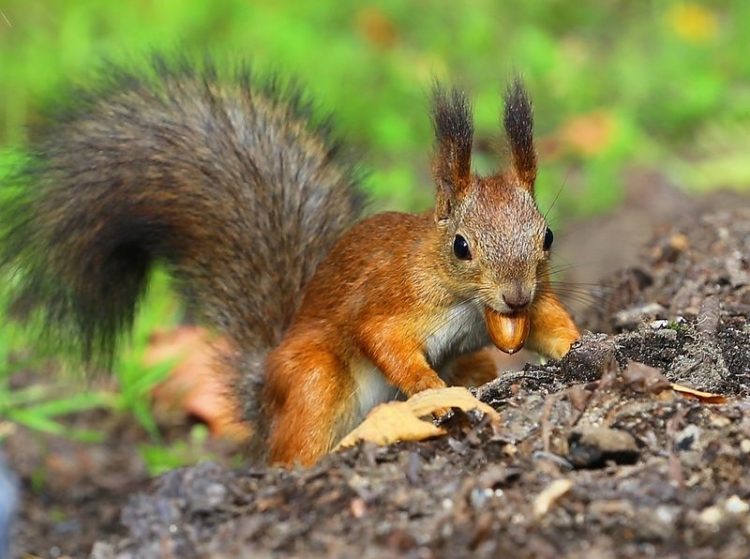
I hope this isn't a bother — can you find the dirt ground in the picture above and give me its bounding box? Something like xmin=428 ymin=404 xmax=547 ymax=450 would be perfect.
xmin=8 ymin=174 xmax=750 ymax=558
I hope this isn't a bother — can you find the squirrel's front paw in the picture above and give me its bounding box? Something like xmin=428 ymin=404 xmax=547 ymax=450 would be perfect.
xmin=545 ymin=330 xmax=580 ymax=360
xmin=406 ymin=376 xmax=449 ymax=420
xmin=409 ymin=376 xmax=447 ymax=396
xmin=526 ymin=327 xmax=579 ymax=360
xmin=431 ymin=406 xmax=453 ymax=423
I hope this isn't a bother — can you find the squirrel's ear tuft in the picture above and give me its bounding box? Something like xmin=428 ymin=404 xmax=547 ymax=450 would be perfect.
xmin=431 ymin=84 xmax=474 ymax=219
xmin=503 ymin=78 xmax=536 ymax=191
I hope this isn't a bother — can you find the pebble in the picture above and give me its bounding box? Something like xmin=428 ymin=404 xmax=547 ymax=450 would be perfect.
xmin=567 ymin=426 xmax=639 ymax=468
xmin=725 ymin=495 xmax=750 ymax=514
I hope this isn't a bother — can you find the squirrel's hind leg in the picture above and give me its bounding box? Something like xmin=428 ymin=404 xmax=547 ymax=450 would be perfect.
xmin=440 ymin=349 xmax=499 ymax=388
xmin=264 ymin=341 xmax=356 ymax=467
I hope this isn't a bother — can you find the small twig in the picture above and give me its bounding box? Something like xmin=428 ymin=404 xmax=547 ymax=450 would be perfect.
xmin=566 ymin=386 xmax=595 ymax=429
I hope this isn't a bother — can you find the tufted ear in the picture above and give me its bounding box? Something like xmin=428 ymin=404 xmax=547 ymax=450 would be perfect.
xmin=431 ymin=84 xmax=474 ymax=221
xmin=503 ymin=78 xmax=536 ymax=192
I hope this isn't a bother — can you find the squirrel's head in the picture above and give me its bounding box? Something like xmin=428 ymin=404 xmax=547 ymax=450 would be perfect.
xmin=431 ymin=80 xmax=551 ymax=315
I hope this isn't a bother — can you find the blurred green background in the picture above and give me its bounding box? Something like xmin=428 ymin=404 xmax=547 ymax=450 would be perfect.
xmin=2 ymin=1 xmax=749 ymax=217
xmin=0 ymin=1 xmax=749 ymax=468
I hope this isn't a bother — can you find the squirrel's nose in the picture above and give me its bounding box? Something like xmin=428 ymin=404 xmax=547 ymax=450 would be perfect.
xmin=502 ymin=292 xmax=531 ymax=311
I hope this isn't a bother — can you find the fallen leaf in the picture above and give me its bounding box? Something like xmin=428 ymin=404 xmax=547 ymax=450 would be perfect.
xmin=622 ymin=361 xmax=671 ymax=394
xmin=406 ymin=386 xmax=501 ymax=422
xmin=448 ymin=348 xmax=500 ymax=387
xmin=335 ymin=402 xmax=446 ymax=449
xmin=148 ymin=326 xmax=250 ymax=441
xmin=669 ymin=233 xmax=690 ymax=252
xmin=670 ymin=383 xmax=727 ymax=404
xmin=560 ymin=111 xmax=617 ymax=157
xmin=335 ymin=386 xmax=499 ymax=450
xmin=355 ymin=7 xmax=397 ymax=49
xmin=533 ymin=478 xmax=573 ymax=519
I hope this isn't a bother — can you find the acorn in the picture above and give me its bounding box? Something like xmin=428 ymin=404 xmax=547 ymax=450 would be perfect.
xmin=484 ymin=308 xmax=530 ymax=354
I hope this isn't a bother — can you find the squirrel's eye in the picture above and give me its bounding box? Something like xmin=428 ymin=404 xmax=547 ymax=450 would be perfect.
xmin=543 ymin=227 xmax=554 ymax=251
xmin=453 ymin=234 xmax=472 ymax=260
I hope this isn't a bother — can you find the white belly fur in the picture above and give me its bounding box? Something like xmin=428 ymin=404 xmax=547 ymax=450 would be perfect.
xmin=350 ymin=358 xmax=400 ymax=426
xmin=424 ymin=301 xmax=490 ymax=368
xmin=350 ymin=301 xmax=490 ymax=427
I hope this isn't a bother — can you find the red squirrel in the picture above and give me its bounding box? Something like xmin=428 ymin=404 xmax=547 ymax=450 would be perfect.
xmin=0 ymin=58 xmax=579 ymax=466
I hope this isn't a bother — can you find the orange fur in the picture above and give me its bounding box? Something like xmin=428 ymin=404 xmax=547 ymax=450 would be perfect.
xmin=445 ymin=349 xmax=500 ymax=387
xmin=526 ymin=290 xmax=580 ymax=360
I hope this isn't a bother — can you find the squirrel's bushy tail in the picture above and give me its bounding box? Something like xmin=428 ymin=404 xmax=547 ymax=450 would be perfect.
xmin=0 ymin=57 xmax=363 ymax=429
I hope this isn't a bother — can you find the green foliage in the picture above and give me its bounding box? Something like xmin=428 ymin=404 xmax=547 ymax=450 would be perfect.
xmin=672 ymin=121 xmax=750 ymax=192
xmin=139 ymin=424 xmax=215 ymax=476
xmin=108 ymin=271 xmax=180 ymax=439
xmin=0 ymin=267 xmax=179 ymax=445
xmin=0 ymin=303 xmax=106 ymax=443
xmin=1 ymin=2 xmax=748 ymax=214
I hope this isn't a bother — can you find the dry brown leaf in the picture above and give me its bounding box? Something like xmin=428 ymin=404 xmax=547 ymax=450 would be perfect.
xmin=533 ymin=478 xmax=573 ymax=519
xmin=335 ymin=401 xmax=446 ymax=449
xmin=148 ymin=325 xmax=250 ymax=441
xmin=622 ymin=361 xmax=671 ymax=394
xmin=670 ymin=383 xmax=727 ymax=404
xmin=355 ymin=6 xmax=397 ymax=49
xmin=560 ymin=111 xmax=617 ymax=157
xmin=446 ymin=348 xmax=500 ymax=388
xmin=405 ymin=386 xmax=500 ymax=422
xmin=335 ymin=386 xmax=499 ymax=450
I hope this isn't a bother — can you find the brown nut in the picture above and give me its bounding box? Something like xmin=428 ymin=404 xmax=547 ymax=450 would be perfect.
xmin=484 ymin=308 xmax=530 ymax=354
